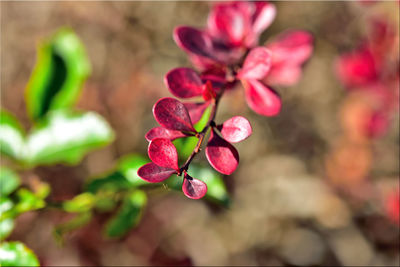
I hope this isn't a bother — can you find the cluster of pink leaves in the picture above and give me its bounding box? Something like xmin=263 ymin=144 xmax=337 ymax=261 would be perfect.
xmin=138 ymin=1 xmax=313 ymax=199
xmin=336 ymin=17 xmax=399 ymax=138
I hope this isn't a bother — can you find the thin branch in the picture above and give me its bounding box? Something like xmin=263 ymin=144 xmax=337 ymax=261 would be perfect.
xmin=179 ymin=86 xmax=225 ymax=174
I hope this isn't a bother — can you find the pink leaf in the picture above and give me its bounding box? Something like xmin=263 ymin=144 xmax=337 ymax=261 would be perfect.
xmin=206 ymin=130 xmax=239 ymax=175
xmin=207 ymin=2 xmax=252 ymax=47
xmin=165 ymin=68 xmax=204 ymax=98
xmin=153 ymin=97 xmax=196 ymax=133
xmin=237 ymin=47 xmax=271 ymax=80
xmin=266 ymin=65 xmax=302 ymax=86
xmin=137 ymin=162 xmax=176 ymax=183
xmin=145 ymin=127 xmax=189 ymax=142
xmin=183 ymin=102 xmax=210 ymax=124
xmin=266 ymin=30 xmax=314 ymax=66
xmin=252 ymin=2 xmax=276 ymax=35
xmin=148 ymin=138 xmax=179 ymax=171
xmin=243 ymin=79 xmax=281 ymax=116
xmin=182 ymin=175 xmax=208 ymax=199
xmin=220 ymin=116 xmax=252 ymax=143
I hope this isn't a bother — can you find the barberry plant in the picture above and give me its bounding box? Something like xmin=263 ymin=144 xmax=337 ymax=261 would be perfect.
xmin=137 ymin=1 xmax=314 ymax=199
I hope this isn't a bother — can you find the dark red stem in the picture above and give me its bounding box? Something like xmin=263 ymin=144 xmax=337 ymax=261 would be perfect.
xmin=179 ymin=87 xmax=225 ymax=175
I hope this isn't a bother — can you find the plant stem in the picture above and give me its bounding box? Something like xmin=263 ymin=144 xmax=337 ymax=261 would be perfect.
xmin=179 ymin=87 xmax=225 ymax=174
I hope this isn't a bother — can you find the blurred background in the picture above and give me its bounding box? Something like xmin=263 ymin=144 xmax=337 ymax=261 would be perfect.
xmin=1 ymin=1 xmax=399 ymax=266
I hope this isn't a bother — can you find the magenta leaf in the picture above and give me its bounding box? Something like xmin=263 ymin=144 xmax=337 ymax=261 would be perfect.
xmin=335 ymin=47 xmax=378 ymax=89
xmin=183 ymin=102 xmax=210 ymax=124
xmin=237 ymin=47 xmax=271 ymax=80
xmin=243 ymin=79 xmax=281 ymax=116
xmin=137 ymin=162 xmax=176 ymax=183
xmin=153 ymin=97 xmax=196 ymax=133
xmin=165 ymin=68 xmax=204 ymax=98
xmin=220 ymin=116 xmax=252 ymax=143
xmin=173 ymin=26 xmax=242 ymax=65
xmin=205 ymin=130 xmax=239 ymax=175
xmin=182 ymin=175 xmax=208 ymax=199
xmin=148 ymin=138 xmax=179 ymax=171
xmin=173 ymin=26 xmax=215 ymax=60
xmin=145 ymin=127 xmax=189 ymax=142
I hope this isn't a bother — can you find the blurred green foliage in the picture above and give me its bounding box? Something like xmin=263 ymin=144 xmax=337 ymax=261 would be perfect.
xmin=0 ymin=111 xmax=25 ymax=160
xmin=0 ymin=167 xmax=21 ymax=196
xmin=26 ymin=110 xmax=114 ymax=166
xmin=104 ymin=190 xmax=147 ymax=238
xmin=25 ymin=28 xmax=90 ymax=121
xmin=0 ymin=242 xmax=39 ymax=267
xmin=0 ymin=28 xmax=114 ymax=266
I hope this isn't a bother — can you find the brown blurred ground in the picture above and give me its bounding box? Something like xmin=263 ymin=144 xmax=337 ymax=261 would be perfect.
xmin=1 ymin=1 xmax=399 ymax=266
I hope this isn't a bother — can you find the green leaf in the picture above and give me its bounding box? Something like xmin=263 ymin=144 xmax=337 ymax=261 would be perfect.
xmin=26 ymin=110 xmax=114 ymax=165
xmin=173 ymin=136 xmax=198 ymax=160
xmin=62 ymin=193 xmax=95 ymax=213
xmin=104 ymin=190 xmax=147 ymax=238
xmin=54 ymin=212 xmax=92 ymax=243
xmin=85 ymin=154 xmax=150 ymax=195
xmin=0 ymin=241 xmax=39 ymax=266
xmin=193 ymin=105 xmax=211 ymax=132
xmin=0 ymin=110 xmax=25 ymax=161
xmin=0 ymin=167 xmax=21 ymax=196
xmin=85 ymin=172 xmax=132 ymax=194
xmin=26 ymin=28 xmax=90 ymax=121
xmin=34 ymin=181 xmax=51 ymax=200
xmin=0 ymin=197 xmax=16 ymax=240
xmin=0 ymin=197 xmax=14 ymax=220
xmin=0 ymin=218 xmax=14 ymax=241
xmin=118 ymin=154 xmax=150 ymax=187
xmin=14 ymin=189 xmax=45 ymax=214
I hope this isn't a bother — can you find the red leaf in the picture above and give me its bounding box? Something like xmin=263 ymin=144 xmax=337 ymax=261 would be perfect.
xmin=148 ymin=138 xmax=179 ymax=171
xmin=202 ymin=80 xmax=217 ymax=101
xmin=237 ymin=47 xmax=271 ymax=80
xmin=137 ymin=162 xmax=176 ymax=183
xmin=173 ymin=26 xmax=215 ymax=60
xmin=220 ymin=116 xmax=252 ymax=143
xmin=145 ymin=127 xmax=189 ymax=142
xmin=201 ymin=67 xmax=227 ymax=84
xmin=165 ymin=68 xmax=204 ymax=98
xmin=153 ymin=97 xmax=196 ymax=133
xmin=182 ymin=175 xmax=208 ymax=199
xmin=243 ymin=79 xmax=281 ymax=116
xmin=183 ymin=102 xmax=210 ymax=124
xmin=205 ymin=130 xmax=239 ymax=175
